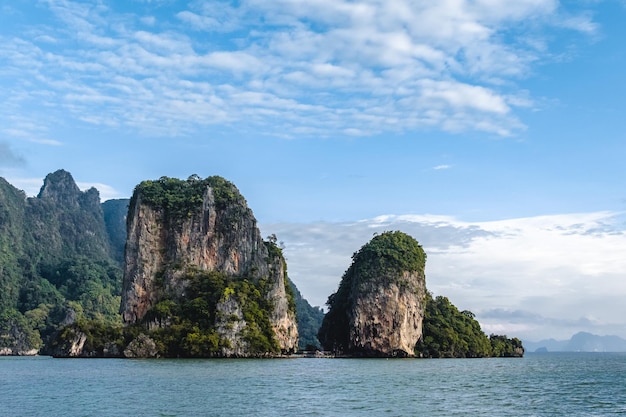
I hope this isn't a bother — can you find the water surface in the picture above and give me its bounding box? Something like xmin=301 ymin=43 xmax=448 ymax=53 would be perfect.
xmin=1 ymin=353 xmax=625 ymax=416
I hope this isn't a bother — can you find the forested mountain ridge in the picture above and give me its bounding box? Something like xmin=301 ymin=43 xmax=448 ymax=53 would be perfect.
xmin=0 ymin=170 xmax=122 ymax=354
xmin=102 ymin=198 xmax=130 ymax=264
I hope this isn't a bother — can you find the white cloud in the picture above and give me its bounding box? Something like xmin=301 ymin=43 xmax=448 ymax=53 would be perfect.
xmin=4 ymin=177 xmax=43 ymax=196
xmin=433 ymin=164 xmax=451 ymax=170
xmin=553 ymin=12 xmax=598 ymax=34
xmin=0 ymin=0 xmax=600 ymax=139
xmin=76 ymin=182 xmax=122 ymax=201
xmin=418 ymin=80 xmax=510 ymax=114
xmin=262 ymin=211 xmax=626 ymax=341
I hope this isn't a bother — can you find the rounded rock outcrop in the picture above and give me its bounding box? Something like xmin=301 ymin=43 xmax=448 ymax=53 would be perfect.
xmin=318 ymin=231 xmax=427 ymax=357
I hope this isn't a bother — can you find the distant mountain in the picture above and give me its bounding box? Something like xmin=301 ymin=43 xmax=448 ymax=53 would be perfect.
xmin=102 ymin=198 xmax=130 ymax=263
xmin=288 ymin=279 xmax=324 ymax=350
xmin=524 ymin=332 xmax=626 ymax=352
xmin=0 ymin=170 xmax=123 ymax=355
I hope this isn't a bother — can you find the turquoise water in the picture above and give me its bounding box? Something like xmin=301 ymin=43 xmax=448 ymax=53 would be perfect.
xmin=1 ymin=353 xmax=625 ymax=416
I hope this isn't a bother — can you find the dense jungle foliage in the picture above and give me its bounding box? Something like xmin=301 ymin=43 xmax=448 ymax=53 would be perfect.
xmin=144 ymin=269 xmax=280 ymax=357
xmin=349 ymin=230 xmax=426 ymax=290
xmin=0 ymin=171 xmax=123 ymax=354
xmin=416 ymin=293 xmax=524 ymax=357
xmin=130 ymin=175 xmax=248 ymax=224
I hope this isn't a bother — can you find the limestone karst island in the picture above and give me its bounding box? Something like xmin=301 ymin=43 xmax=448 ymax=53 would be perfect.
xmin=0 ymin=170 xmax=523 ymax=358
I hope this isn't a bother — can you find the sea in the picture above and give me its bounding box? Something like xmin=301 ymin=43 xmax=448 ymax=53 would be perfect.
xmin=1 ymin=353 xmax=625 ymax=417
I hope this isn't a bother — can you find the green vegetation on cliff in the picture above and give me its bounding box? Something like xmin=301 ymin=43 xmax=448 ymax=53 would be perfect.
xmin=143 ymin=269 xmax=280 ymax=357
xmin=0 ymin=171 xmax=122 ymax=354
xmin=130 ymin=232 xmax=295 ymax=357
xmin=131 ymin=175 xmax=247 ymax=223
xmin=350 ymin=231 xmax=426 ymax=286
xmin=416 ymin=293 xmax=524 ymax=358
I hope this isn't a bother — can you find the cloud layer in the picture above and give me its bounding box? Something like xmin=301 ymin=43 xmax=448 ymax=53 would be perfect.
xmin=0 ymin=0 xmax=596 ymax=141
xmin=262 ymin=211 xmax=626 ymax=341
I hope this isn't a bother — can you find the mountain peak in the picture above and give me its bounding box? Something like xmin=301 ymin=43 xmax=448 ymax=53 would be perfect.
xmin=37 ymin=169 xmax=81 ymax=207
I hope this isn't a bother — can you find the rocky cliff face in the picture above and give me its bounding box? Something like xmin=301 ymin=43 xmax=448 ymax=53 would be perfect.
xmin=120 ymin=176 xmax=298 ymax=355
xmin=318 ymin=231 xmax=426 ymax=357
xmin=350 ymin=273 xmax=425 ymax=357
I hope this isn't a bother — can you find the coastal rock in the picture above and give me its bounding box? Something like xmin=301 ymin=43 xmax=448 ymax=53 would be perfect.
xmin=49 ymin=327 xmax=88 ymax=357
xmin=215 ymin=295 xmax=248 ymax=357
xmin=0 ymin=347 xmax=38 ymax=356
xmin=318 ymin=231 xmax=427 ymax=357
xmin=0 ymin=313 xmax=42 ymax=356
xmin=120 ymin=176 xmax=298 ymax=355
xmin=123 ymin=334 xmax=158 ymax=358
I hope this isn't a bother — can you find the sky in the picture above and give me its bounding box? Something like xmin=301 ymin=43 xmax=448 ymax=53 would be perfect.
xmin=1 ymin=0 xmax=626 ymax=343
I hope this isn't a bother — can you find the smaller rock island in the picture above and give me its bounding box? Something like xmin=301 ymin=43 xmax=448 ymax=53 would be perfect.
xmin=318 ymin=231 xmax=524 ymax=358
xmin=318 ymin=231 xmax=426 ymax=357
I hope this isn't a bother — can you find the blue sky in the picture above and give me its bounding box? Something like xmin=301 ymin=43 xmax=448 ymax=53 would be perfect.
xmin=1 ymin=0 xmax=626 ymax=342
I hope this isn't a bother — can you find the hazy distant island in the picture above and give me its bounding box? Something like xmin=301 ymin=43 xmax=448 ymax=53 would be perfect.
xmin=524 ymin=332 xmax=626 ymax=353
xmin=1 ymin=170 xmax=522 ymax=358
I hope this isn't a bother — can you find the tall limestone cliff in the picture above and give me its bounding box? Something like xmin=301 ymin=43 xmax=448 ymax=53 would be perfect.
xmin=120 ymin=176 xmax=298 ymax=356
xmin=318 ymin=231 xmax=427 ymax=357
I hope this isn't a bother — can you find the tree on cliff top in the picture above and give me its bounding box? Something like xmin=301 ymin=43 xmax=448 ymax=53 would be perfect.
xmin=349 ymin=230 xmax=426 ymax=285
xmin=131 ymin=175 xmax=247 ymax=223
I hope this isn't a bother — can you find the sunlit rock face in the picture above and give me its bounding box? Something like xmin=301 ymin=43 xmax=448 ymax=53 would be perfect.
xmin=349 ymin=273 xmax=425 ymax=357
